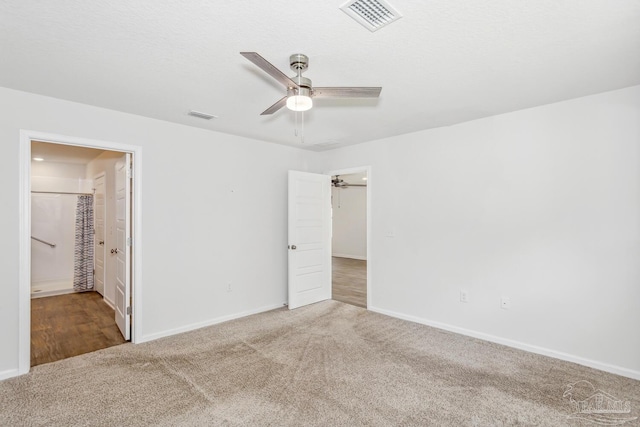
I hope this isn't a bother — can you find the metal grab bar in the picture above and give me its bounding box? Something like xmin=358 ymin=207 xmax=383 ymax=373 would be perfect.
xmin=31 ymin=236 xmax=56 ymax=248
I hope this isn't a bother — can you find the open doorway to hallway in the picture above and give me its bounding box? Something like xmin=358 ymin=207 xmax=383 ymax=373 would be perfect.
xmin=29 ymin=140 xmax=132 ymax=366
xmin=331 ymin=170 xmax=368 ymax=308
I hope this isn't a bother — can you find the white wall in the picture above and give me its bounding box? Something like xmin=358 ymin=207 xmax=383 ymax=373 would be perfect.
xmin=31 ymin=161 xmax=92 ymax=193
xmin=332 ymin=186 xmax=367 ymax=259
xmin=30 ymin=161 xmax=90 ymax=285
xmin=321 ymin=85 xmax=640 ymax=378
xmin=31 ymin=161 xmax=86 ymax=179
xmin=86 ymin=151 xmax=125 ymax=305
xmin=0 ymin=87 xmax=315 ymax=378
xmin=30 ymin=193 xmax=76 ymax=284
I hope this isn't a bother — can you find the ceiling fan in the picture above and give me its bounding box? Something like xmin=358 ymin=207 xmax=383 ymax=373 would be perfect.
xmin=332 ymin=175 xmax=366 ymax=188
xmin=240 ymin=52 xmax=382 ymax=115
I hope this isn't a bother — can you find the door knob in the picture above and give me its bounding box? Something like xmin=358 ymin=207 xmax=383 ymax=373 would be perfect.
xmin=291 ymin=245 xmax=297 ymax=250
xmin=99 ymin=241 xmax=104 ymax=245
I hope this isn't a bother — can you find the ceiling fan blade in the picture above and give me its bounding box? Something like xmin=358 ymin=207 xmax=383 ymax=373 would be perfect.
xmin=260 ymin=96 xmax=287 ymax=115
xmin=312 ymin=87 xmax=382 ymax=99
xmin=240 ymin=52 xmax=299 ymax=89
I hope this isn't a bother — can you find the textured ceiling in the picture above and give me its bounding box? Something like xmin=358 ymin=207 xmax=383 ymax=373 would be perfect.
xmin=2 ymin=1 xmax=639 ymax=151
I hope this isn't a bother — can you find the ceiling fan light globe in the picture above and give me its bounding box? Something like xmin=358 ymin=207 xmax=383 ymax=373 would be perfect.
xmin=286 ymin=95 xmax=313 ymax=112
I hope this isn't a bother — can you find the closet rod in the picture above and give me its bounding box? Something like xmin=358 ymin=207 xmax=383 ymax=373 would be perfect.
xmin=31 ymin=191 xmax=94 ymax=195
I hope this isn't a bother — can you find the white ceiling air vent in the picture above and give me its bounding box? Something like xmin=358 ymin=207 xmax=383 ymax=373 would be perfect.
xmin=188 ymin=110 xmax=217 ymax=120
xmin=340 ymin=0 xmax=402 ymax=32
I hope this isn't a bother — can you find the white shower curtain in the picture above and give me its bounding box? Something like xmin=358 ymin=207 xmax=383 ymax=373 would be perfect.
xmin=73 ymin=195 xmax=94 ymax=292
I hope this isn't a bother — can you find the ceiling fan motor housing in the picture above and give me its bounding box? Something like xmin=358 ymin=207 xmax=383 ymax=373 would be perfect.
xmin=288 ymin=74 xmax=313 ymax=98
xmin=288 ymin=86 xmax=312 ymax=98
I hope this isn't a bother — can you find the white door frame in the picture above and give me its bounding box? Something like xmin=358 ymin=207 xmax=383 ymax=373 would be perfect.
xmin=326 ymin=165 xmax=372 ymax=309
xmin=18 ymin=130 xmax=143 ymax=376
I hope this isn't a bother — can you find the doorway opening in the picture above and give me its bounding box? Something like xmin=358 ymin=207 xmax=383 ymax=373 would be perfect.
xmin=329 ymin=167 xmax=371 ymax=309
xmin=19 ymin=131 xmax=142 ymax=374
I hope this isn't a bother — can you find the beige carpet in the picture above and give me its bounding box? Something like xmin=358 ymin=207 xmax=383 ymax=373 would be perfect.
xmin=1 ymin=301 xmax=638 ymax=426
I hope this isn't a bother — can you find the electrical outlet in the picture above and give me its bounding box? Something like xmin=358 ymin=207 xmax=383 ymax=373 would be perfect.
xmin=227 ymin=282 xmax=232 ymax=292
xmin=501 ymin=296 xmax=510 ymax=309
xmin=460 ymin=290 xmax=469 ymax=303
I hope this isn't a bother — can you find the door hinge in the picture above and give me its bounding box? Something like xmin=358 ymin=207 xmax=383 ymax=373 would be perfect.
xmin=126 ymin=306 xmax=132 ymax=315
xmin=127 ymin=237 xmax=133 ymax=246
xmin=126 ymin=168 xmax=132 ymax=179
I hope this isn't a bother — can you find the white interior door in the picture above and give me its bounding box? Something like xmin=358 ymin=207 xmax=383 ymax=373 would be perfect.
xmin=93 ymin=174 xmax=106 ymax=297
xmin=115 ymin=154 xmax=131 ymax=340
xmin=288 ymin=171 xmax=331 ymax=309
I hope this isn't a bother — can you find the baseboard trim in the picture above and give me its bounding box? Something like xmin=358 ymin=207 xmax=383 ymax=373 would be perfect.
xmin=332 ymin=254 xmax=367 ymax=260
xmin=368 ymin=306 xmax=640 ymax=381
xmin=138 ymin=303 xmax=285 ymax=343
xmin=30 ymin=288 xmax=74 ymax=299
xmin=0 ymin=368 xmax=20 ymax=381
